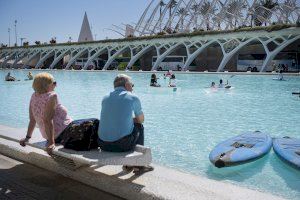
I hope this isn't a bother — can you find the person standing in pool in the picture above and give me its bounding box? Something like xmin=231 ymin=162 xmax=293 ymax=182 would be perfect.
xmin=278 ymin=70 xmax=284 ymax=80
xmin=218 ymin=79 xmax=224 ymax=88
xmin=150 ymin=73 xmax=160 ymax=87
xmin=169 ymin=74 xmax=176 ymax=87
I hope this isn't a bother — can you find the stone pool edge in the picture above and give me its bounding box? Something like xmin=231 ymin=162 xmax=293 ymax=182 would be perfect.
xmin=0 ymin=126 xmax=285 ymax=200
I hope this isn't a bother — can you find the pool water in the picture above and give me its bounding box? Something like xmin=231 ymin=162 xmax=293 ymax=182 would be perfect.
xmin=0 ymin=70 xmax=299 ymax=199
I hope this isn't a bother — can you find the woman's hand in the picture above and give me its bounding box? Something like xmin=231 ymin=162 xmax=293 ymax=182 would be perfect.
xmin=19 ymin=138 xmax=30 ymax=146
xmin=46 ymin=142 xmax=55 ymax=155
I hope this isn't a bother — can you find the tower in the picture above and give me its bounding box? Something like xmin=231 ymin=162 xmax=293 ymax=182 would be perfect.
xmin=78 ymin=12 xmax=94 ymax=42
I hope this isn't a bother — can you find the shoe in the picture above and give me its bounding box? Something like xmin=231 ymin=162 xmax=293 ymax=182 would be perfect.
xmin=133 ymin=165 xmax=154 ymax=173
xmin=122 ymin=165 xmax=134 ymax=171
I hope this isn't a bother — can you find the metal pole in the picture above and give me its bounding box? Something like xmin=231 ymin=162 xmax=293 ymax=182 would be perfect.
xmin=14 ymin=20 xmax=18 ymax=46
xmin=20 ymin=38 xmax=26 ymax=46
xmin=8 ymin=28 xmax=10 ymax=47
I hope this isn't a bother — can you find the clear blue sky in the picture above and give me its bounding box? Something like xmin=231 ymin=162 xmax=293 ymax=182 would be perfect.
xmin=0 ymin=0 xmax=148 ymax=45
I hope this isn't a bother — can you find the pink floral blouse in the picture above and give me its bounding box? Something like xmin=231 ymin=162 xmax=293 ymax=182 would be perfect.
xmin=30 ymin=92 xmax=72 ymax=140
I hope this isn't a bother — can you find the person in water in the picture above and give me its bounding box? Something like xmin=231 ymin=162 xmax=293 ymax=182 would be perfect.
xmin=165 ymin=70 xmax=173 ymax=78
xmin=211 ymin=82 xmax=216 ymax=88
xmin=27 ymin=72 xmax=33 ymax=80
xmin=169 ymin=74 xmax=176 ymax=87
xmin=218 ymin=79 xmax=224 ymax=88
xmin=150 ymin=73 xmax=160 ymax=87
xmin=278 ymin=70 xmax=284 ymax=80
xmin=5 ymin=72 xmax=16 ymax=81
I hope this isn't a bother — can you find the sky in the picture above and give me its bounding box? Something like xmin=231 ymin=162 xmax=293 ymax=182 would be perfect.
xmin=0 ymin=0 xmax=148 ymax=46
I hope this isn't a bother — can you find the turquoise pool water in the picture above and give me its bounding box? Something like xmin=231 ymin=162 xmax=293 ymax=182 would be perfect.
xmin=0 ymin=69 xmax=299 ymax=199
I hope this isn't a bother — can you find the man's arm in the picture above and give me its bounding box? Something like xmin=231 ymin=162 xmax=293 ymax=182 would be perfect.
xmin=133 ymin=96 xmax=144 ymax=124
xmin=134 ymin=113 xmax=144 ymax=124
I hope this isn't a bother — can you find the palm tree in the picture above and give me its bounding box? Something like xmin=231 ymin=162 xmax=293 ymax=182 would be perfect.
xmin=169 ymin=0 xmax=178 ymax=19
xmin=253 ymin=0 xmax=278 ymax=26
xmin=191 ymin=3 xmax=200 ymax=29
xmin=280 ymin=0 xmax=297 ymax=23
xmin=159 ymin=0 xmax=166 ymax=31
xmin=160 ymin=0 xmax=166 ymax=17
xmin=199 ymin=0 xmax=216 ymax=30
xmin=225 ymin=0 xmax=247 ymax=28
xmin=262 ymin=0 xmax=278 ymax=25
xmin=176 ymin=7 xmax=189 ymax=30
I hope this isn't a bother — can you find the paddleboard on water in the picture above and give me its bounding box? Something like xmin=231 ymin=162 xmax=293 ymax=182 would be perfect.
xmin=273 ymin=137 xmax=300 ymax=169
xmin=272 ymin=78 xmax=286 ymax=81
xmin=209 ymin=131 xmax=272 ymax=168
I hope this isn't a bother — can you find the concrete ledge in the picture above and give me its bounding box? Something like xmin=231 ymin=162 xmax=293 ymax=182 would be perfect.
xmin=0 ymin=134 xmax=286 ymax=200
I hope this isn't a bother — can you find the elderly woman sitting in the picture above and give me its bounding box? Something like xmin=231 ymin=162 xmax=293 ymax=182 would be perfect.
xmin=19 ymin=72 xmax=73 ymax=154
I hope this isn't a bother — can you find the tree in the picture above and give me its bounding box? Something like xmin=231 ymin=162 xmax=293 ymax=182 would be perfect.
xmin=50 ymin=38 xmax=56 ymax=44
xmin=262 ymin=0 xmax=278 ymax=25
xmin=225 ymin=0 xmax=247 ymax=28
xmin=199 ymin=0 xmax=216 ymax=30
xmin=159 ymin=0 xmax=166 ymax=31
xmin=169 ymin=0 xmax=177 ymax=19
xmin=35 ymin=41 xmax=41 ymax=45
xmin=191 ymin=3 xmax=200 ymax=29
xmin=280 ymin=0 xmax=297 ymax=23
xmin=176 ymin=7 xmax=189 ymax=31
xmin=253 ymin=0 xmax=278 ymax=26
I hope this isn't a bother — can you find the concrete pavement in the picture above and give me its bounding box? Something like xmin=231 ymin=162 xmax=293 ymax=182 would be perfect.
xmin=0 ymin=154 xmax=123 ymax=200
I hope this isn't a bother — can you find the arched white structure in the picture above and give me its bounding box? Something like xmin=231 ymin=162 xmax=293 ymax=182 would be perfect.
xmin=0 ymin=26 xmax=299 ymax=72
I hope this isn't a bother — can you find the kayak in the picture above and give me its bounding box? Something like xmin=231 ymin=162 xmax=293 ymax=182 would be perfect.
xmin=209 ymin=131 xmax=272 ymax=168
xmin=273 ymin=137 xmax=300 ymax=169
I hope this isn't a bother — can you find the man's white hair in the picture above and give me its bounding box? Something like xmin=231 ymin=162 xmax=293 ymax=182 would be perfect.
xmin=114 ymin=74 xmax=132 ymax=88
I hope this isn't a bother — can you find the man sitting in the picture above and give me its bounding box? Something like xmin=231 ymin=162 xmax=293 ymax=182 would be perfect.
xmin=98 ymin=74 xmax=153 ymax=171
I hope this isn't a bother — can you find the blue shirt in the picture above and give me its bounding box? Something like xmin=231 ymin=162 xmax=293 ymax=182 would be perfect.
xmin=98 ymin=87 xmax=143 ymax=142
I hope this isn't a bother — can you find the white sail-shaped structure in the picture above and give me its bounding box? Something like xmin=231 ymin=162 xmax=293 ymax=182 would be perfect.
xmin=78 ymin=12 xmax=94 ymax=42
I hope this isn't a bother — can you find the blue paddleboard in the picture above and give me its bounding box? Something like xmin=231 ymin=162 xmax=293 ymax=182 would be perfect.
xmin=273 ymin=137 xmax=300 ymax=169
xmin=209 ymin=131 xmax=272 ymax=168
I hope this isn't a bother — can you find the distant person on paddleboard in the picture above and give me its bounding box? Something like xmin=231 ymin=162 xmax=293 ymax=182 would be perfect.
xmin=27 ymin=72 xmax=34 ymax=80
xmin=5 ymin=72 xmax=16 ymax=81
xmin=219 ymin=79 xmax=231 ymax=89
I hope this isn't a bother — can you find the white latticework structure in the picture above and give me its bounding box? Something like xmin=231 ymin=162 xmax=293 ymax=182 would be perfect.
xmin=132 ymin=0 xmax=300 ymax=36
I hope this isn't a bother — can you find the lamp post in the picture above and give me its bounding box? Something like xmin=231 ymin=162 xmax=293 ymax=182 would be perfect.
xmin=8 ymin=28 xmax=11 ymax=47
xmin=20 ymin=37 xmax=26 ymax=46
xmin=14 ymin=20 xmax=18 ymax=46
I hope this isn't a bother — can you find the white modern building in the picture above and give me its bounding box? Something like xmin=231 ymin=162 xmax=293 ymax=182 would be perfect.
xmin=0 ymin=0 xmax=299 ymax=72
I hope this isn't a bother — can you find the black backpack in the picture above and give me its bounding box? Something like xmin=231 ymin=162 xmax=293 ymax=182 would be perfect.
xmin=61 ymin=118 xmax=99 ymax=151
